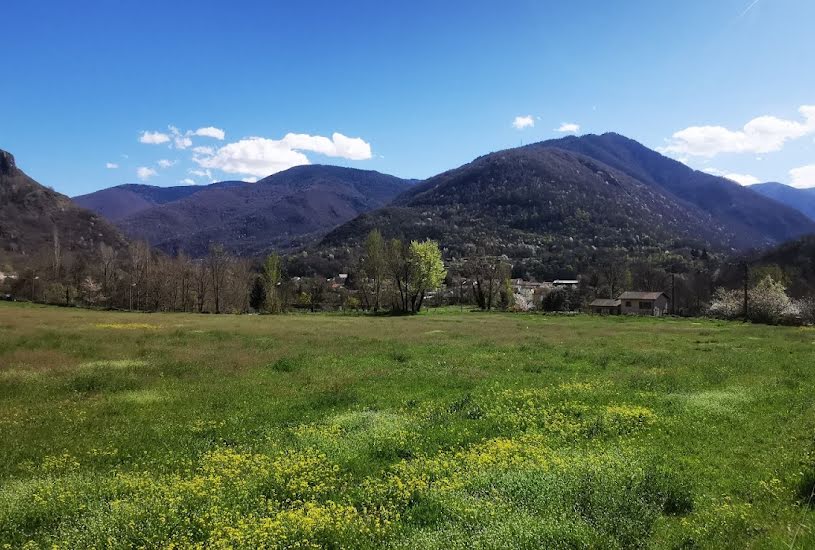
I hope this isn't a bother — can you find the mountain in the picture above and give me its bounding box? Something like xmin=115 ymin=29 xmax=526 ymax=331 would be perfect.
xmin=751 ymin=182 xmax=815 ymax=222
xmin=74 ymin=182 xmax=241 ymax=221
xmin=0 ymin=149 xmax=126 ymax=265
xmin=321 ymin=146 xmax=741 ymax=278
xmin=102 ymin=165 xmax=415 ymax=257
xmin=535 ymin=133 xmax=815 ymax=247
xmin=318 ymin=135 xmax=815 ymax=279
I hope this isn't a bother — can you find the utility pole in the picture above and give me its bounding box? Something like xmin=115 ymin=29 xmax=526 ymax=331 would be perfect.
xmin=742 ymin=261 xmax=749 ymax=321
xmin=670 ymin=272 xmax=675 ymax=315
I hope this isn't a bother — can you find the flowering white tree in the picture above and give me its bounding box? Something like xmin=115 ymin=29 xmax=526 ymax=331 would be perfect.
xmin=80 ymin=276 xmax=104 ymax=306
xmin=748 ymin=276 xmax=792 ymax=324
xmin=710 ymin=276 xmax=795 ymax=324
xmin=709 ymin=287 xmax=743 ymax=320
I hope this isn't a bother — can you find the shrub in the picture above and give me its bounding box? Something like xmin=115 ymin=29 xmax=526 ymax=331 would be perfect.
xmin=270 ymin=357 xmax=297 ymax=372
xmin=641 ymin=467 xmax=694 ymax=516
xmin=795 ymin=297 xmax=815 ymax=325
xmin=542 ymin=289 xmax=579 ymax=312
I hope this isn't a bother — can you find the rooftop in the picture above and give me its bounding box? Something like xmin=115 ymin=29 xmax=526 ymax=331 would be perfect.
xmin=618 ymin=291 xmax=667 ymax=300
xmin=590 ymin=299 xmax=621 ymax=307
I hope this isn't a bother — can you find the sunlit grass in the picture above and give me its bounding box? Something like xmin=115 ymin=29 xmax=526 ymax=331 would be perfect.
xmin=0 ymin=303 xmax=813 ymax=548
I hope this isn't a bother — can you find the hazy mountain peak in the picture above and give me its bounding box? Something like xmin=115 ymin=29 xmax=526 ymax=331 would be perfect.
xmin=76 ymin=163 xmax=415 ymax=257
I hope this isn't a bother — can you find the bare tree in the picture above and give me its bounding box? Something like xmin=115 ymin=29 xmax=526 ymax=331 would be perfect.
xmin=193 ymin=260 xmax=208 ymax=313
xmin=386 ymin=239 xmax=413 ymax=312
xmin=230 ymin=258 xmax=254 ymax=313
xmin=207 ymin=243 xmax=229 ymax=314
xmin=597 ymin=252 xmax=628 ymax=299
xmin=631 ymin=261 xmax=667 ymax=292
xmin=52 ymin=225 xmax=61 ymax=279
xmin=177 ymin=253 xmax=193 ymax=312
xmin=129 ymin=241 xmax=152 ymax=310
xmin=464 ymin=255 xmax=509 ymax=311
xmin=99 ymin=243 xmax=116 ymax=301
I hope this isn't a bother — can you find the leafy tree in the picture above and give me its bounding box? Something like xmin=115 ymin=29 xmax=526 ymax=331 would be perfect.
xmin=249 ymin=277 xmax=266 ymax=312
xmin=498 ymin=277 xmax=514 ymax=311
xmin=263 ymin=253 xmax=283 ymax=313
xmin=542 ymin=287 xmax=581 ymax=312
xmin=307 ymin=277 xmax=327 ymax=312
xmin=363 ymin=229 xmax=386 ymax=311
xmin=408 ymin=239 xmax=447 ymax=312
xmin=542 ymin=289 xmax=567 ymax=312
xmin=385 ymin=238 xmax=446 ymax=313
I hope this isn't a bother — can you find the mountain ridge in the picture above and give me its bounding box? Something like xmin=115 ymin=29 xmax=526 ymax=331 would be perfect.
xmin=750 ymin=182 xmax=815 ymax=222
xmin=533 ymin=133 xmax=815 ymax=247
xmin=73 ymin=182 xmax=244 ymax=222
xmin=95 ymin=165 xmax=417 ymax=257
xmin=0 ymin=149 xmax=127 ymax=266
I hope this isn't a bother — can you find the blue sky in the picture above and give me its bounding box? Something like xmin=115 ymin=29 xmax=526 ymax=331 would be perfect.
xmin=1 ymin=0 xmax=814 ymax=195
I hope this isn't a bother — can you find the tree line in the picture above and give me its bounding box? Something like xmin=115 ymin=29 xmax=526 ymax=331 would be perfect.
xmin=3 ymin=226 xmax=813 ymax=325
xmin=1 ymin=229 xmax=448 ymax=315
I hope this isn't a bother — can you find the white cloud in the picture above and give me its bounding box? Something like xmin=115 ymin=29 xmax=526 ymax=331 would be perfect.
xmin=662 ymin=105 xmax=815 ymax=158
xmin=139 ymin=131 xmax=170 ymax=145
xmin=243 ymin=176 xmax=258 ymax=183
xmin=194 ymin=137 xmax=311 ymax=177
xmin=193 ymin=132 xmax=373 ymax=177
xmin=192 ymin=146 xmax=214 ymax=155
xmin=168 ymin=126 xmax=193 ymax=150
xmin=512 ymin=115 xmax=535 ymax=130
xmin=189 ymin=168 xmax=212 ymax=178
xmin=702 ymin=167 xmax=760 ymax=185
xmin=105 ymin=162 xmax=119 ymax=169
xmin=281 ymin=132 xmax=372 ymax=160
xmin=142 ymin=125 xmax=224 ymax=149
xmin=790 ymin=164 xmax=815 ymax=189
xmin=193 ymin=127 xmax=225 ymax=140
xmin=555 ymin=122 xmax=580 ymax=133
xmin=137 ymin=167 xmax=157 ymax=181
xmin=180 ymin=178 xmax=196 ymax=185
xmin=157 ymin=159 xmax=176 ymax=169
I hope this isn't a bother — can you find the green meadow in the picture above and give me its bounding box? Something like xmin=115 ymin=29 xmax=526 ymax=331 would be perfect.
xmin=1 ymin=302 xmax=814 ymax=548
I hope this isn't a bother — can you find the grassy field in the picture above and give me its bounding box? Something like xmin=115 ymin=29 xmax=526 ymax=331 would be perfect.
xmin=1 ymin=302 xmax=814 ymax=548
